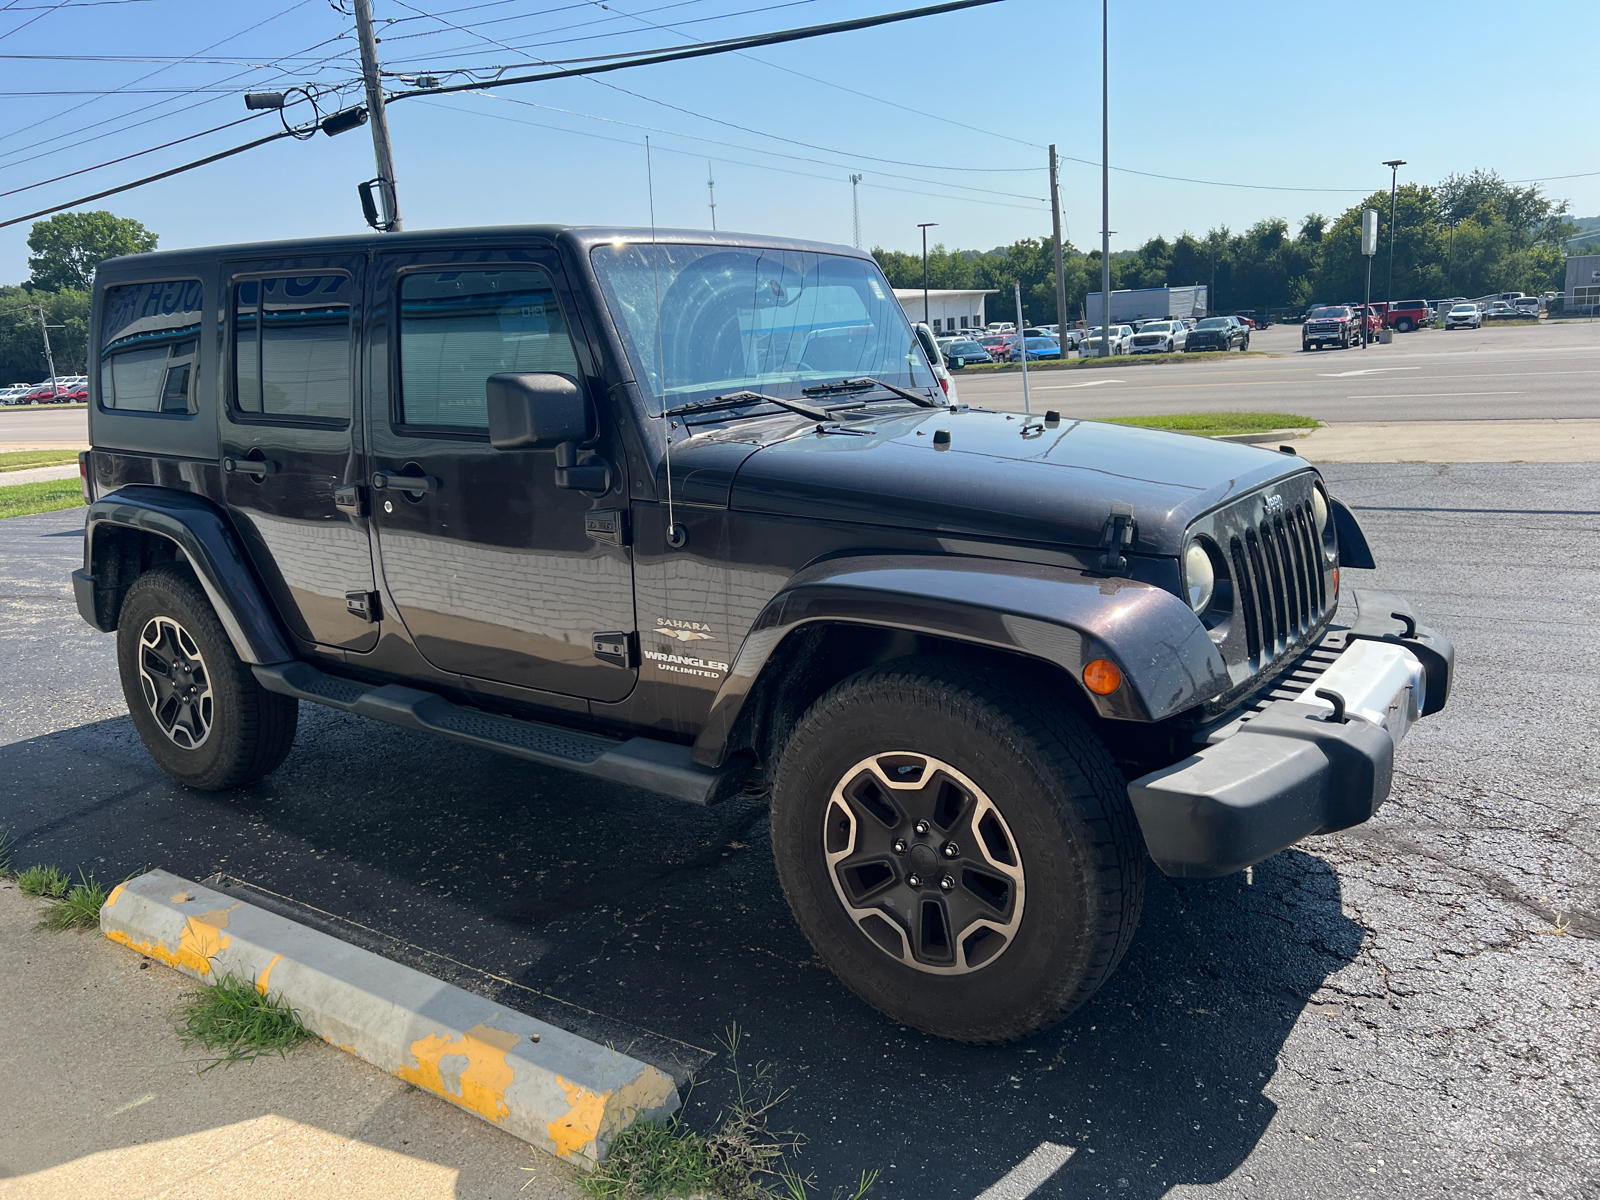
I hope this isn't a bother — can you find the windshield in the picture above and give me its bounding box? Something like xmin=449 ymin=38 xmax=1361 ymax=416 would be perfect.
xmin=1451 ymin=304 xmax=1476 ymax=312
xmin=1196 ymin=317 xmax=1229 ymax=329
xmin=590 ymin=242 xmax=936 ymax=414
xmin=1309 ymin=307 xmax=1347 ymax=318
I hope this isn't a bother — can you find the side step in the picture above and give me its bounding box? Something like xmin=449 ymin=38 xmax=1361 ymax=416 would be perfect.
xmin=254 ymin=662 xmax=746 ymax=805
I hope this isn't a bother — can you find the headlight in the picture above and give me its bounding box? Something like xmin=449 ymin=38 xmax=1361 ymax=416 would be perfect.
xmin=1184 ymin=542 xmax=1215 ymax=612
xmin=1312 ymin=485 xmax=1337 ymax=557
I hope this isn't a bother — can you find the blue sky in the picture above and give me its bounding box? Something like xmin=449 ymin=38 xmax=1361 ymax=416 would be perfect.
xmin=0 ymin=0 xmax=1594 ymax=282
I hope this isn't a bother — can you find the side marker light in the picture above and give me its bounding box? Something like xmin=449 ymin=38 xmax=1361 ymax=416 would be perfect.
xmin=1083 ymin=659 xmax=1122 ymax=696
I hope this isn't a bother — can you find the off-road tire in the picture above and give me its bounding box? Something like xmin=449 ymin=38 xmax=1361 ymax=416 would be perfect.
xmin=116 ymin=564 xmax=298 ymax=791
xmin=770 ymin=660 xmax=1145 ymax=1043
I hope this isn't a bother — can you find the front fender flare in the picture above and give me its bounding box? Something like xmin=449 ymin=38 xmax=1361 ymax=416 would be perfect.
xmin=78 ymin=486 xmax=294 ymax=665
xmin=691 ymin=554 xmax=1228 ymax=767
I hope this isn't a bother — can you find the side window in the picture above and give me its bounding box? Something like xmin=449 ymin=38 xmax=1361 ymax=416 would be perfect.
xmin=233 ymin=274 xmax=352 ymax=422
xmin=397 ymin=268 xmax=580 ymax=431
xmin=99 ymin=280 xmax=203 ymax=413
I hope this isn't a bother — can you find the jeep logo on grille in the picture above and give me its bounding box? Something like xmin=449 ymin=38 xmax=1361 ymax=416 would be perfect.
xmin=1263 ymin=493 xmax=1285 ymax=516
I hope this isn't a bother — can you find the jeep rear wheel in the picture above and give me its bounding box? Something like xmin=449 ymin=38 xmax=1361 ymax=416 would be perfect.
xmin=770 ymin=661 xmax=1145 ymax=1042
xmin=116 ymin=565 xmax=298 ymax=791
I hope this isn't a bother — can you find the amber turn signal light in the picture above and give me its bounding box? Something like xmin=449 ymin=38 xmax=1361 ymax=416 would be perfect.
xmin=1082 ymin=658 xmax=1122 ymax=695
xmin=1332 ymin=566 xmax=1339 ymax=595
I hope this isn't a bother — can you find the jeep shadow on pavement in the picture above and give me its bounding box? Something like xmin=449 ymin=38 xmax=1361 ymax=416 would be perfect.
xmin=71 ymin=224 xmax=1454 ymax=1047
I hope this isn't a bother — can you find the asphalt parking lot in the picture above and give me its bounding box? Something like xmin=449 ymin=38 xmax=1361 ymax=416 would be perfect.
xmin=3 ymin=454 xmax=1597 ymax=1199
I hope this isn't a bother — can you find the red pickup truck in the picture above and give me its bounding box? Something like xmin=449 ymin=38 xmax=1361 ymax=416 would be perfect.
xmin=1369 ymin=300 xmax=1431 ymax=332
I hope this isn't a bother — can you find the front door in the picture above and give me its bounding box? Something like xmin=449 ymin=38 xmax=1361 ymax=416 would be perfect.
xmin=364 ymin=246 xmax=637 ymax=702
xmin=220 ymin=256 xmax=377 ymax=652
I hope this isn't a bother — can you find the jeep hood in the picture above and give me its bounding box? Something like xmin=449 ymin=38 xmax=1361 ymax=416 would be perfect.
xmin=710 ymin=408 xmax=1312 ymax=556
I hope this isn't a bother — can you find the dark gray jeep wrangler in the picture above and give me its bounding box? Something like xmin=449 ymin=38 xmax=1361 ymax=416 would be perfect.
xmin=73 ymin=225 xmax=1454 ymax=1042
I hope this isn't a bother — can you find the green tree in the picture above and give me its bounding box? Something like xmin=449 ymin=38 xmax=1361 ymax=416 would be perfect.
xmin=27 ymin=210 xmax=157 ymax=292
xmin=0 ymin=285 xmax=89 ymax=384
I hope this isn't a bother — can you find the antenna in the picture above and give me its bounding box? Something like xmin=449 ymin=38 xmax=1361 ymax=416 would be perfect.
xmin=647 ymin=136 xmax=682 ymax=551
xmin=849 ymin=173 xmax=862 ymax=249
xmin=706 ymin=160 xmax=717 ymax=232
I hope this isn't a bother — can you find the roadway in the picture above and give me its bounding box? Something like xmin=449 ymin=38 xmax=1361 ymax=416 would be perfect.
xmin=956 ymin=320 xmax=1600 ymax=422
xmin=0 ymin=403 xmax=86 ymax=448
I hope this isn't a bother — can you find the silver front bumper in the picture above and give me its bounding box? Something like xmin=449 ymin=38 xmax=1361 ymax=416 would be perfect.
xmin=1296 ymin=639 xmax=1426 ymax=748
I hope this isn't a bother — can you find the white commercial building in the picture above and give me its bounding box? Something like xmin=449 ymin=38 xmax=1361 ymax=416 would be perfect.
xmin=893 ymin=288 xmax=997 ymax=335
xmin=1565 ymin=254 xmax=1600 ymax=313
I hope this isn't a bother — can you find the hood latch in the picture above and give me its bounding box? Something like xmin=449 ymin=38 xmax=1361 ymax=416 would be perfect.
xmin=1096 ymin=503 xmax=1137 ymax=575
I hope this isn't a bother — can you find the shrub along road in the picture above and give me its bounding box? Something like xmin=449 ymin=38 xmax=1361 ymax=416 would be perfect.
xmin=1 ymin=461 xmax=1596 ymax=1198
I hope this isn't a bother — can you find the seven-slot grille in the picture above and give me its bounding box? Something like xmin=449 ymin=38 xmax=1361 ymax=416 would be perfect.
xmin=1226 ymin=497 xmax=1329 ymax=665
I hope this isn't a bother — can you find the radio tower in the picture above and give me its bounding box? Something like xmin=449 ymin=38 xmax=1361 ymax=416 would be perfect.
xmin=706 ymin=161 xmax=717 ymax=231
xmin=850 ymin=173 xmax=862 ymax=248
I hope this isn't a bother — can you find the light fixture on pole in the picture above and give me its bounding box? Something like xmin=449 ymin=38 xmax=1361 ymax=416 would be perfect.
xmin=1361 ymin=207 xmax=1379 ymax=350
xmin=918 ymin=222 xmax=938 ymax=325
xmin=1383 ymin=159 xmax=1406 ymax=320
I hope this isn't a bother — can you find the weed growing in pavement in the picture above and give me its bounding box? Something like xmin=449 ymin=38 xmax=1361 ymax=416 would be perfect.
xmin=570 ymin=1024 xmax=878 ymax=1200
xmin=0 ymin=826 xmax=13 ymax=875
xmin=35 ymin=871 xmax=109 ymax=930
xmin=17 ymin=864 xmax=69 ymax=899
xmin=175 ymin=972 xmax=318 ymax=1072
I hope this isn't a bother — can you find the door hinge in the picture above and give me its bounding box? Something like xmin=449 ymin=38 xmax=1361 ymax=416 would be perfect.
xmin=584 ymin=508 xmax=629 ymax=545
xmin=334 ymin=484 xmax=366 ymax=516
xmin=592 ymin=630 xmax=638 ymax=668
xmin=345 ymin=590 xmax=382 ymax=623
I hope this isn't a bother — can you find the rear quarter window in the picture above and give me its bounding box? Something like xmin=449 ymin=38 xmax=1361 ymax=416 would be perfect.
xmin=99 ymin=280 xmax=203 ymax=413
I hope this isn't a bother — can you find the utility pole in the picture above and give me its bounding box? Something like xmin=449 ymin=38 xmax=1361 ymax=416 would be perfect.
xmin=850 ymin=174 xmax=863 ymax=249
xmin=1099 ymin=0 xmax=1111 ymax=356
xmin=1383 ymin=159 xmax=1406 ymax=316
xmin=918 ymin=221 xmax=937 ymax=325
xmin=34 ymin=305 xmax=57 ymax=394
xmin=706 ymin=161 xmax=717 ymax=231
xmin=1049 ymin=145 xmax=1069 ymax=357
xmin=353 ymin=0 xmax=401 ymax=232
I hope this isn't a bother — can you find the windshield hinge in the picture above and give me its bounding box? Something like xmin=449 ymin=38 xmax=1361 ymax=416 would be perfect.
xmin=1096 ymin=503 xmax=1137 ymax=575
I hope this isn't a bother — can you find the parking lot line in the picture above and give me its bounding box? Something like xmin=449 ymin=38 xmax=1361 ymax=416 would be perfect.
xmin=1346 ymin=391 xmax=1524 ymax=399
xmin=972 ymin=1141 xmax=1075 ymax=1199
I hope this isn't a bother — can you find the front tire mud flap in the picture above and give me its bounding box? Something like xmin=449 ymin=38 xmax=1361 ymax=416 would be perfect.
xmin=1127 ymin=700 xmax=1395 ymax=879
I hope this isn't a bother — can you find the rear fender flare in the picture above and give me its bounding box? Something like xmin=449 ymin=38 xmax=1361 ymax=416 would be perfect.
xmin=79 ymin=486 xmax=293 ymax=665
xmin=691 ymin=554 xmax=1228 ymax=767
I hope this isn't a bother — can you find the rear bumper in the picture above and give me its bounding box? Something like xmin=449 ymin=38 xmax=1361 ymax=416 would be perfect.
xmin=1128 ymin=588 xmax=1454 ymax=878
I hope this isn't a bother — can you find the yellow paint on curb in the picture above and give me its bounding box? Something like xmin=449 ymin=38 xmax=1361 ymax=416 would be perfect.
xmin=547 ymin=1076 xmax=608 ymax=1160
xmin=103 ymin=903 xmax=240 ymax=976
xmin=104 ymin=882 xmax=128 ymax=911
xmin=397 ymin=1023 xmax=521 ymax=1124
xmin=254 ymin=952 xmax=284 ymax=996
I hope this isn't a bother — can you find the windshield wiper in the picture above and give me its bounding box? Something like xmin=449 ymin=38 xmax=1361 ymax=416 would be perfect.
xmin=801 ymin=377 xmax=941 ymax=407
xmin=663 ymin=390 xmax=832 ymax=421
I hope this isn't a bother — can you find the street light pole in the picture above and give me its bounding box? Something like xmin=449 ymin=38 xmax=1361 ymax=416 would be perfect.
xmin=353 ymin=0 xmax=401 ymax=231
xmin=1383 ymin=158 xmax=1405 ymax=317
xmin=1099 ymin=0 xmax=1111 ymax=357
xmin=918 ymin=221 xmax=937 ymax=325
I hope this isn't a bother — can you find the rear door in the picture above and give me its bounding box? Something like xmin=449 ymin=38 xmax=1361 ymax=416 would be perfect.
xmin=220 ymin=255 xmax=377 ymax=652
xmin=363 ymin=245 xmax=637 ymax=702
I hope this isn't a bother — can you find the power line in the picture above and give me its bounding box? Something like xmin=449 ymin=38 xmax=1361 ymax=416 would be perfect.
xmin=0 ymin=112 xmax=265 ymax=199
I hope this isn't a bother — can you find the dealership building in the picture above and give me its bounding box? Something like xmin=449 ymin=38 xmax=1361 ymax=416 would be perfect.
xmin=1566 ymin=254 xmax=1600 ymax=313
xmin=893 ymin=288 xmax=997 ymax=335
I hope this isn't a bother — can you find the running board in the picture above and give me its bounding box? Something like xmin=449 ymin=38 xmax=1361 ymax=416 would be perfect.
xmin=253 ymin=662 xmax=745 ymax=805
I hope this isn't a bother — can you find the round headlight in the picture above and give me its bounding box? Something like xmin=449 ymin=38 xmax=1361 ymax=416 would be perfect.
xmin=1184 ymin=542 xmax=1215 ymax=613
xmin=1311 ymin=486 xmax=1329 ymax=537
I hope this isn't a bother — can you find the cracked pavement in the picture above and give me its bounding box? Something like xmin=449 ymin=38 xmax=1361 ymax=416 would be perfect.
xmin=1 ymin=460 xmax=1596 ymax=1199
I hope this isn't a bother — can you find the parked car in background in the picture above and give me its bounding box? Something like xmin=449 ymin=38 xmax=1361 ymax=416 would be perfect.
xmin=1186 ymin=316 xmax=1249 ymax=352
xmin=23 ymin=382 xmax=71 ymax=403
xmin=936 ymin=337 xmax=994 ymax=367
xmin=974 ymin=334 xmax=1011 ymax=361
xmin=1128 ymin=320 xmax=1187 ymax=354
xmin=1016 ymin=335 xmax=1061 ymax=360
xmin=1513 ymin=297 xmax=1540 ymax=317
xmin=0 ymin=384 xmax=32 ymax=405
xmin=1379 ymin=300 xmax=1431 ymax=332
xmin=914 ymin=322 xmax=960 ymax=403
xmin=62 ymin=386 xmax=90 ymax=404
xmin=1079 ymin=325 xmax=1132 ymax=356
xmin=1484 ymin=301 xmax=1522 ymax=321
xmin=1445 ymin=302 xmax=1483 ymax=330
xmin=986 ymin=321 xmax=1015 ymax=332
xmin=1302 ymin=306 xmax=1359 ymax=350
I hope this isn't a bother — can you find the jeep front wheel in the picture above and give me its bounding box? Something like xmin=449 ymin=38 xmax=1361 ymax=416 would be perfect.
xmin=116 ymin=564 xmax=298 ymax=791
xmin=770 ymin=661 xmax=1144 ymax=1043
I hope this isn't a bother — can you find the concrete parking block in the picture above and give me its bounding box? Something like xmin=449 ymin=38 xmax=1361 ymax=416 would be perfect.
xmin=99 ymin=869 xmax=680 ymax=1169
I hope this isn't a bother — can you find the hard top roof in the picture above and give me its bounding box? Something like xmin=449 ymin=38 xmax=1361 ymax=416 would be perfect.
xmin=92 ymin=224 xmax=869 ymax=283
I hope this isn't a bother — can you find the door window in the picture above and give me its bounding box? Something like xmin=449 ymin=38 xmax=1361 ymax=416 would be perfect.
xmin=397 ymin=268 xmax=580 ymax=432
xmin=233 ymin=274 xmax=352 ymax=423
xmin=99 ymin=280 xmax=202 ymax=412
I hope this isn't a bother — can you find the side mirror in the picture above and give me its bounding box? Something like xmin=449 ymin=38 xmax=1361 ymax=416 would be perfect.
xmin=953 ymin=356 xmax=966 ymax=369
xmin=486 ymin=372 xmax=591 ymax=450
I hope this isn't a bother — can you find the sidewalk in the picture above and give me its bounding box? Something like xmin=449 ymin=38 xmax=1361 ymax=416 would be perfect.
xmin=0 ymin=465 xmax=78 ymax=486
xmin=1278 ymin=418 xmax=1600 ymax=463
xmin=0 ymin=882 xmax=584 ymax=1200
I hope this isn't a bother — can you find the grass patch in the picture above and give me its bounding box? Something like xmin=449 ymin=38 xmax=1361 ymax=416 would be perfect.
xmin=0 ymin=449 xmax=79 ymax=472
xmin=0 ymin=401 xmax=86 ymax=413
xmin=175 ymin=972 xmax=319 ymax=1071
xmin=0 ymin=826 xmax=12 ymax=876
xmin=0 ymin=477 xmax=84 ymax=519
xmin=1099 ymin=411 xmax=1320 ymax=438
xmin=578 ymin=1025 xmax=878 ymax=1199
xmin=962 ymin=348 xmax=1266 ymax=373
xmin=17 ymin=864 xmax=69 ymax=898
xmin=35 ymin=870 xmax=110 ymax=930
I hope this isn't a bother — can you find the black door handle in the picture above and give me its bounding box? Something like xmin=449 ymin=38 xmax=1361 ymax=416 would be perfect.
xmin=223 ymin=456 xmax=279 ymax=477
xmin=371 ymin=470 xmax=439 ymax=495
